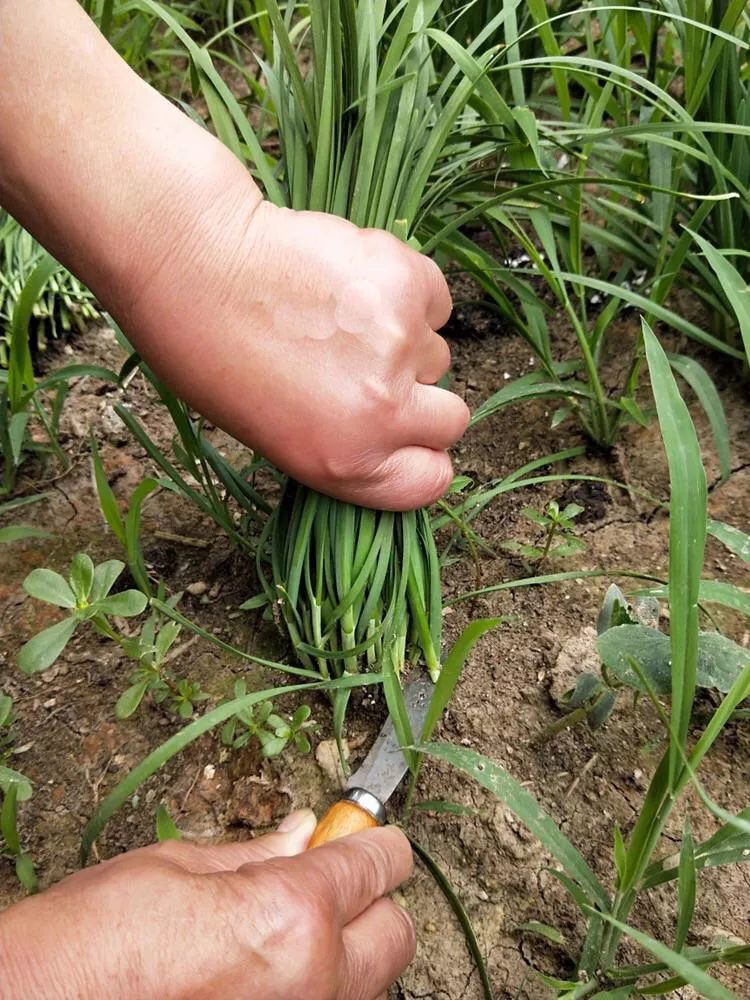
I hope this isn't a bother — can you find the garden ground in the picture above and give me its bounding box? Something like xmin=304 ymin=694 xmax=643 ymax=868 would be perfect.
xmin=0 ymin=291 xmax=748 ymax=998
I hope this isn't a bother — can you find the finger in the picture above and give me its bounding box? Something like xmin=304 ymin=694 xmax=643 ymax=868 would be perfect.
xmin=263 ymin=826 xmax=413 ymax=927
xmin=415 ymin=331 xmax=451 ymax=385
xmin=339 ymin=898 xmax=416 ymax=1000
xmin=419 ymin=255 xmax=452 ymax=331
xmin=154 ymin=809 xmax=317 ymax=873
xmin=405 ymin=384 xmax=470 ymax=451
xmin=347 ymin=446 xmax=455 ymax=510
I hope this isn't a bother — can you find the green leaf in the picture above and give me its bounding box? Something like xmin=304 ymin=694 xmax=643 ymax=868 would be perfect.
xmin=97 ymin=590 xmax=148 ymax=618
xmin=155 ymin=804 xmax=182 ymax=842
xmin=675 ymin=820 xmax=696 ymax=953
xmin=115 ymin=679 xmax=150 ymax=720
xmin=17 ymin=616 xmax=77 ymax=674
xmin=518 ymin=920 xmax=566 ymax=947
xmin=91 ymin=439 xmax=125 ymax=544
xmin=410 ymin=837 xmax=493 ymax=1000
xmin=708 ymin=519 xmax=750 ymax=563
xmin=0 ymin=785 xmax=21 ymax=853
xmin=0 ymin=525 xmax=53 ymax=544
xmin=238 ymin=593 xmax=269 ymax=611
xmin=411 ymin=800 xmax=477 ymax=817
xmin=598 ymin=625 xmax=748 ymax=694
xmin=0 ymin=765 xmax=32 ymax=801
xmin=15 ymin=853 xmax=37 ymax=893
xmin=90 ymin=559 xmax=125 ymax=603
xmin=614 ymin=823 xmax=627 ymax=884
xmin=419 ymin=742 xmax=609 ymax=909
xmin=69 ymin=553 xmax=95 ymax=603
xmin=23 ymin=568 xmax=76 ymax=608
xmin=668 ymin=354 xmax=731 ymax=483
xmin=421 ymin=619 xmax=505 ymax=744
xmin=0 ymin=694 xmax=12 ymax=729
xmin=643 ymin=321 xmax=707 ymax=788
xmin=8 ymin=412 xmax=29 ymax=465
xmin=687 ymin=229 xmax=750 ymax=364
xmin=594 ymin=913 xmax=738 ymax=1000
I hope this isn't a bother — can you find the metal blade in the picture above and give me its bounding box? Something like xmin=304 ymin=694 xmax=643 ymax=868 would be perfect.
xmin=346 ymin=676 xmax=433 ymax=804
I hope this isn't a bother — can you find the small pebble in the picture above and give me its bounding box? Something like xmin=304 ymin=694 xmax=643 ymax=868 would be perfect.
xmin=187 ymin=581 xmax=208 ymax=597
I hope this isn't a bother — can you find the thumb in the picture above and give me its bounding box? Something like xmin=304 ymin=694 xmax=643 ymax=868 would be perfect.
xmin=160 ymin=809 xmax=317 ymax=873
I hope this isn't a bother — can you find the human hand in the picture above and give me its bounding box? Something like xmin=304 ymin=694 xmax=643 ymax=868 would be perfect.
xmin=120 ymin=201 xmax=469 ymax=510
xmin=0 ymin=810 xmax=416 ymax=1000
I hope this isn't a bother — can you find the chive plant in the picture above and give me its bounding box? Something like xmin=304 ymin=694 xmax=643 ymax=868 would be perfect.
xmin=423 ymin=3 xmax=750 ymax=447
xmin=138 ymin=0 xmax=538 ymax=724
xmin=0 ymin=213 xmax=99 ymax=365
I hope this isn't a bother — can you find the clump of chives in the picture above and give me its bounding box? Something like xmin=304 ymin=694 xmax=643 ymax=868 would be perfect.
xmin=257 ymin=480 xmax=442 ymax=683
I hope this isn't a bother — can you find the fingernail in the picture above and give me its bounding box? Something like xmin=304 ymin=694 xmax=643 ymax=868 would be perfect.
xmin=277 ymin=808 xmax=315 ymax=834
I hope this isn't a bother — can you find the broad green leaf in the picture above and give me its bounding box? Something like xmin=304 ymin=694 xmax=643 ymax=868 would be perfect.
xmin=155 ymin=804 xmax=182 ymax=842
xmin=90 ymin=559 xmax=125 ymax=603
xmin=97 ymin=590 xmax=148 ymax=618
xmin=69 ymin=553 xmax=95 ymax=603
xmin=419 ymin=742 xmax=609 ymax=909
xmin=23 ymin=568 xmax=76 ymax=608
xmin=597 ymin=625 xmax=748 ymax=694
xmin=115 ymin=679 xmax=150 ymax=720
xmin=17 ymin=616 xmax=77 ymax=674
xmin=636 ymin=580 xmax=750 ymax=618
xmin=0 ymin=764 xmax=32 ymax=801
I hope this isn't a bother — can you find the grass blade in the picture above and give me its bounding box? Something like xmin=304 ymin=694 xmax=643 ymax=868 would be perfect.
xmin=419 ymin=742 xmax=609 ymax=909
xmin=642 ymin=320 xmax=707 ymax=789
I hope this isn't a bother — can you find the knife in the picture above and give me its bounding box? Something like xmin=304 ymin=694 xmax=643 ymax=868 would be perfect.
xmin=308 ymin=676 xmax=433 ymax=848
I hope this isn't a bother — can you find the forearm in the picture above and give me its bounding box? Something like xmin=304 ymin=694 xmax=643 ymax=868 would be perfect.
xmin=0 ymin=0 xmax=261 ymax=326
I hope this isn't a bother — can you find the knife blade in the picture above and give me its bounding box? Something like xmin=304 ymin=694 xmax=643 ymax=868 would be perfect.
xmin=308 ymin=676 xmax=433 ymax=848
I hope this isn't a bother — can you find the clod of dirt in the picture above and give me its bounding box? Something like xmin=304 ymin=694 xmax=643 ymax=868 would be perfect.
xmin=548 ymin=625 xmax=600 ymax=706
xmin=315 ymin=739 xmax=349 ymax=789
xmin=226 ymin=775 xmax=291 ymax=828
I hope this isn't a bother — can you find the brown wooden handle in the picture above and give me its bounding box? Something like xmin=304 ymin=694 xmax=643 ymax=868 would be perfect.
xmin=308 ymin=800 xmax=380 ymax=848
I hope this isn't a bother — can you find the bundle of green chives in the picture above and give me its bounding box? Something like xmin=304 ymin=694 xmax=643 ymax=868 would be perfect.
xmin=257 ymin=481 xmax=443 ymax=683
xmin=0 ymin=212 xmax=99 ymax=365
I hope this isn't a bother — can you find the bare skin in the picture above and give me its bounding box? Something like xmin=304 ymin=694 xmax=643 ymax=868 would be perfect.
xmin=0 ymin=811 xmax=416 ymax=999
xmin=0 ymin=0 xmax=469 ymax=510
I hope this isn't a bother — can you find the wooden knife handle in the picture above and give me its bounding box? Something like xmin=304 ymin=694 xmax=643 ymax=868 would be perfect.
xmin=308 ymin=788 xmax=386 ymax=848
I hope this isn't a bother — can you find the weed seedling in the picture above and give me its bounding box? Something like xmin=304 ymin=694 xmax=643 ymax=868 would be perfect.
xmin=221 ymin=679 xmax=316 ymax=758
xmin=503 ymin=499 xmax=586 ymax=567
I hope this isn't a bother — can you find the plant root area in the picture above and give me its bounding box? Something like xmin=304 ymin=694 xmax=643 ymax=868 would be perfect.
xmin=1 ymin=299 xmax=748 ymax=998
